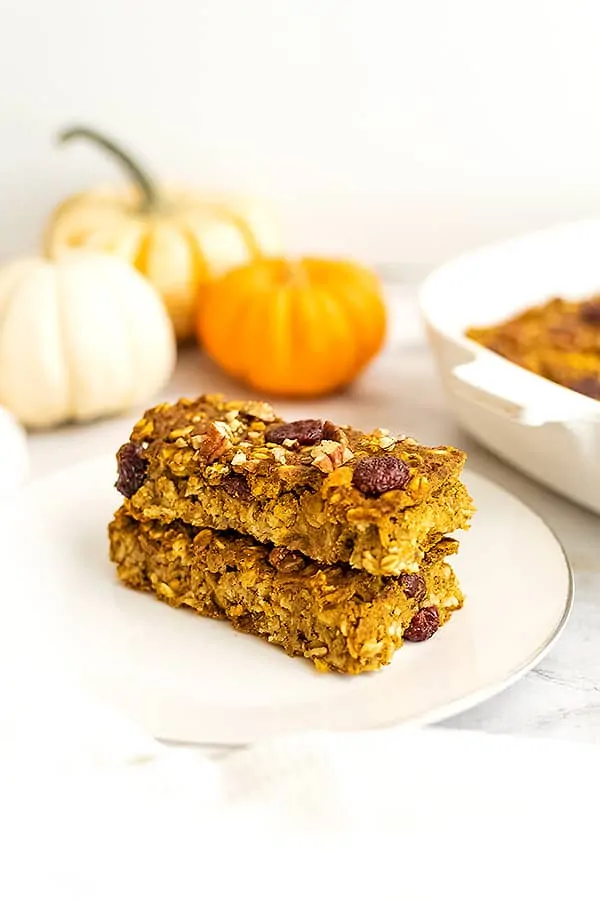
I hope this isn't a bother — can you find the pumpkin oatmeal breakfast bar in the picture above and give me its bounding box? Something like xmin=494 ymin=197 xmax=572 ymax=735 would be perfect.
xmin=109 ymin=507 xmax=464 ymax=675
xmin=467 ymin=295 xmax=600 ymax=400
xmin=115 ymin=395 xmax=474 ymax=576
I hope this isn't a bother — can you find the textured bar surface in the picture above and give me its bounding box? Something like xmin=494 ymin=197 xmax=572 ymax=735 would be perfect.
xmin=467 ymin=296 xmax=600 ymax=400
xmin=117 ymin=394 xmax=474 ymax=574
xmin=109 ymin=508 xmax=464 ymax=675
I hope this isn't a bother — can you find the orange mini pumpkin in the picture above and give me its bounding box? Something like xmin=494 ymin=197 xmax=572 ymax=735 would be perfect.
xmin=197 ymin=257 xmax=387 ymax=396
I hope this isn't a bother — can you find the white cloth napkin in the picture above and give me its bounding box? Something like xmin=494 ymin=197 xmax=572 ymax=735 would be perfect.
xmin=1 ymin=647 xmax=598 ymax=899
xmin=0 ymin=455 xmax=595 ymax=895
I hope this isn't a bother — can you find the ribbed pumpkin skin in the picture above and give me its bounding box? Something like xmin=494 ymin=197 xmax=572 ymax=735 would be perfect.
xmin=0 ymin=252 xmax=176 ymax=429
xmin=197 ymin=257 xmax=387 ymax=397
xmin=46 ymin=187 xmax=280 ymax=341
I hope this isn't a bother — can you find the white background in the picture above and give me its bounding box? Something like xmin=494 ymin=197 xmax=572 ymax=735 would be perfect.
xmin=2 ymin=0 xmax=600 ymax=266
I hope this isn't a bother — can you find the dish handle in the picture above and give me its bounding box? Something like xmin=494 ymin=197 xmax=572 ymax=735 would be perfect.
xmin=449 ymin=357 xmax=600 ymax=427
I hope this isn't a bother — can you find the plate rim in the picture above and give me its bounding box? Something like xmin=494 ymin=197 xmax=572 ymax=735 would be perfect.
xmin=383 ymin=491 xmax=574 ymax=733
xmin=170 ymin=510 xmax=574 ymax=748
xmin=5 ymin=454 xmax=575 ymax=746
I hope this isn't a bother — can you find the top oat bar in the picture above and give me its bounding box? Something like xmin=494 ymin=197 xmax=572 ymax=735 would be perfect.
xmin=116 ymin=394 xmax=474 ymax=575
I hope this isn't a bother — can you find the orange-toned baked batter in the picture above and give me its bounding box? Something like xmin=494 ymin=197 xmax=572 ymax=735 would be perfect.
xmin=109 ymin=509 xmax=463 ymax=674
xmin=467 ymin=297 xmax=600 ymax=399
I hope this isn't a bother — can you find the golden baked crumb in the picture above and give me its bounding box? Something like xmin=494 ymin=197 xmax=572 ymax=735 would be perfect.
xmin=109 ymin=508 xmax=464 ymax=675
xmin=467 ymin=296 xmax=600 ymax=400
xmin=115 ymin=394 xmax=474 ymax=575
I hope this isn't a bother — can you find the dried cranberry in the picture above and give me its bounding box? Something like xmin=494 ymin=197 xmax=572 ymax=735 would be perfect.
xmin=265 ymin=419 xmax=324 ymax=446
xmin=115 ymin=442 xmax=148 ymax=498
xmin=404 ymin=607 xmax=439 ymax=642
xmin=352 ymin=455 xmax=410 ymax=496
xmin=222 ymin=473 xmax=251 ymax=500
xmin=580 ymin=300 xmax=600 ymax=325
xmin=568 ymin=376 xmax=600 ymax=400
xmin=400 ymin=573 xmax=427 ymax=601
xmin=191 ymin=421 xmax=230 ymax=461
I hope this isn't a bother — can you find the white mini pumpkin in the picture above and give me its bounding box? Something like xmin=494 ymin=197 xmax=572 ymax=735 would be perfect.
xmin=0 ymin=252 xmax=176 ymax=428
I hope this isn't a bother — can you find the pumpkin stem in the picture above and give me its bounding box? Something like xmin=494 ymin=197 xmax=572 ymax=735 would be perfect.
xmin=58 ymin=126 xmax=159 ymax=211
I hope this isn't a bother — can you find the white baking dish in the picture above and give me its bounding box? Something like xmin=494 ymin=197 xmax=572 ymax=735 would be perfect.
xmin=420 ymin=218 xmax=600 ymax=515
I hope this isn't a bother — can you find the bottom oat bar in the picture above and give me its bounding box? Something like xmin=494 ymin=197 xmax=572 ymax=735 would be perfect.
xmin=109 ymin=508 xmax=464 ymax=675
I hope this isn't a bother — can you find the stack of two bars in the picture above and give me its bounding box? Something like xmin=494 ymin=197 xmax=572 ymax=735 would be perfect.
xmin=109 ymin=395 xmax=475 ymax=675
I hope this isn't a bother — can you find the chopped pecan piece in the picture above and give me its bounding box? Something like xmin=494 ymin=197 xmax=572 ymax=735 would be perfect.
xmin=309 ymin=440 xmax=354 ymax=472
xmin=190 ymin=421 xmax=231 ymax=461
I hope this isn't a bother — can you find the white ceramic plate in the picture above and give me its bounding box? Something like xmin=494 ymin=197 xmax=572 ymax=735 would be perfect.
xmin=5 ymin=456 xmax=572 ymax=746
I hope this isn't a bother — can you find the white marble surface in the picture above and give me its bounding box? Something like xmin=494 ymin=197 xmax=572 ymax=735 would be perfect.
xmin=25 ymin=286 xmax=600 ymax=743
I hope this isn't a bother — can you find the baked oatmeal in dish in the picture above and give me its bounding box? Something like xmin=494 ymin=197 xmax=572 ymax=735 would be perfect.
xmin=115 ymin=395 xmax=474 ymax=576
xmin=109 ymin=508 xmax=464 ymax=675
xmin=467 ymin=296 xmax=600 ymax=400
